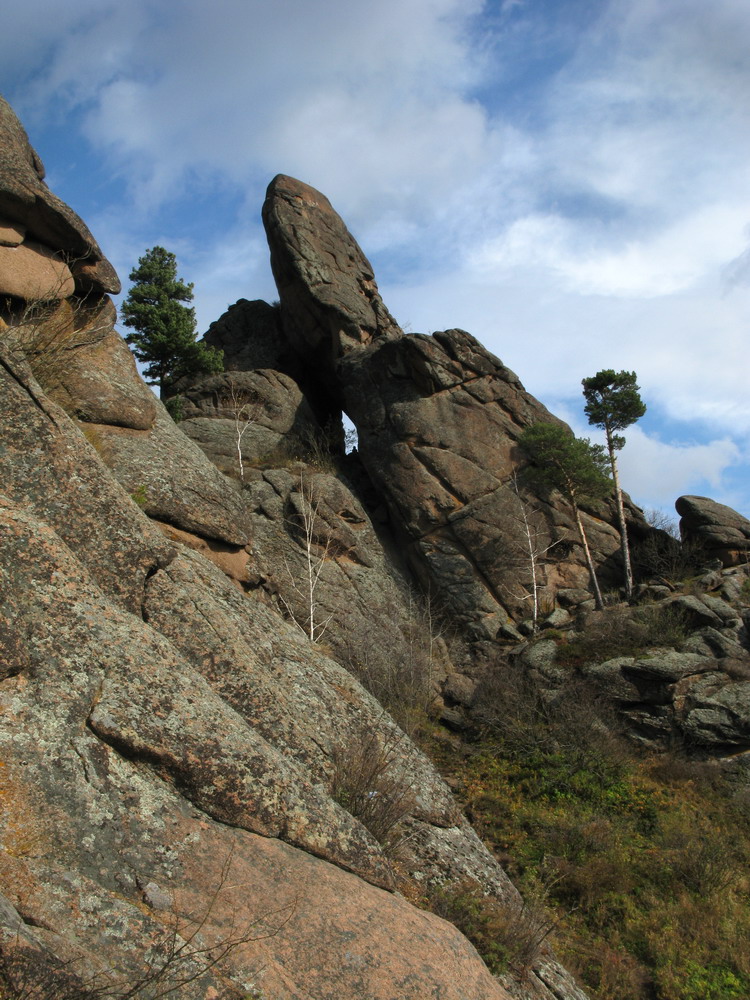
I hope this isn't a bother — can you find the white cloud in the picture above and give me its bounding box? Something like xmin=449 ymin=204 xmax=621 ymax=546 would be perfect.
xmin=470 ymin=202 xmax=750 ymax=297
xmin=4 ymin=0 xmax=750 ymax=518
xmin=612 ymin=426 xmax=742 ymax=514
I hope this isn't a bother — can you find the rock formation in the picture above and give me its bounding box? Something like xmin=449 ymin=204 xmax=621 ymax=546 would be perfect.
xmin=677 ymin=494 xmax=750 ymax=566
xmin=185 ymin=174 xmax=651 ymax=649
xmin=1 ymin=97 xmax=593 ymax=1000
xmin=4 ymin=94 xmax=750 ymax=1000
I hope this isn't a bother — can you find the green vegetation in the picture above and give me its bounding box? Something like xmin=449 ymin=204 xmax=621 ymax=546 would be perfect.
xmin=582 ymin=370 xmax=646 ymax=599
xmin=422 ymin=679 xmax=750 ymax=1000
xmin=130 ymin=484 xmax=148 ymax=508
xmin=121 ymin=246 xmax=223 ymax=396
xmin=552 ymin=604 xmax=690 ymax=667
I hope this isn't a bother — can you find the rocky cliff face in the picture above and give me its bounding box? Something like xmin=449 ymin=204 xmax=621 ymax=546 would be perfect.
xmin=193 ymin=175 xmax=652 ymax=646
xmin=0 ymin=97 xmax=593 ymax=1000
xmin=3 ymin=96 xmax=749 ymax=1000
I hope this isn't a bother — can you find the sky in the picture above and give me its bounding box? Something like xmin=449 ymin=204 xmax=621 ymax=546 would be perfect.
xmin=3 ymin=0 xmax=749 ymax=522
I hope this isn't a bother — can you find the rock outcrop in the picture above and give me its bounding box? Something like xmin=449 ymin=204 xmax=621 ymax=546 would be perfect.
xmin=2 ymin=98 xmax=590 ymax=1000
xmin=0 ymin=95 xmax=119 ymax=296
xmin=677 ymin=494 xmax=750 ymax=566
xmin=509 ymin=569 xmax=750 ymax=757
xmin=255 ymin=174 xmax=650 ymax=642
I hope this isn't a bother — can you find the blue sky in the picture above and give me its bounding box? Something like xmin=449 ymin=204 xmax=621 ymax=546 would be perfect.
xmin=3 ymin=0 xmax=749 ymax=521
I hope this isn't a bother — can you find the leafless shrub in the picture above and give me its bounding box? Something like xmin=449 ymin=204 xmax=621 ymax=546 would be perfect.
xmin=632 ymin=512 xmax=709 ymax=583
xmin=279 ymin=474 xmax=334 ymax=643
xmin=222 ymin=375 xmax=261 ymax=481
xmin=329 ymin=726 xmax=416 ymax=853
xmin=341 ymin=589 xmax=447 ymax=735
xmin=427 ymin=876 xmax=558 ymax=976
xmin=496 ymin=474 xmax=562 ymax=631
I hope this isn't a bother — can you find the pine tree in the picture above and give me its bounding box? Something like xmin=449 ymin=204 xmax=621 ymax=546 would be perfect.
xmin=582 ymin=370 xmax=646 ymax=599
xmin=519 ymin=423 xmax=611 ymax=610
xmin=121 ymin=246 xmax=223 ymax=396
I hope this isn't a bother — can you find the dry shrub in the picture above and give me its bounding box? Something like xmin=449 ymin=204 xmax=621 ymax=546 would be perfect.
xmin=631 ymin=530 xmax=709 ymax=584
xmin=474 ymin=660 xmax=627 ymax=774
xmin=558 ymin=603 xmax=690 ymax=666
xmin=329 ymin=727 xmax=415 ymax=852
xmin=563 ymin=940 xmax=651 ymax=1000
xmin=427 ymin=878 xmax=555 ymax=976
xmin=2 ymin=282 xmax=110 ymax=399
xmin=341 ymin=591 xmax=447 ymax=737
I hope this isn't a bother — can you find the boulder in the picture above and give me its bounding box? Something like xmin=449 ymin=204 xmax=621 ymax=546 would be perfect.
xmin=0 ymin=218 xmax=25 ymax=246
xmin=174 ymin=368 xmax=322 ymax=478
xmin=0 ymin=96 xmax=119 ymax=295
xmin=675 ymin=674 xmax=750 ymax=747
xmin=676 ymin=495 xmax=750 ymax=566
xmin=202 ymin=297 xmax=289 ymax=372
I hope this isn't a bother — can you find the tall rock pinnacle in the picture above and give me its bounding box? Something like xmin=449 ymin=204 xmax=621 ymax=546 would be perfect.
xmin=262 ymin=174 xmax=402 ymax=394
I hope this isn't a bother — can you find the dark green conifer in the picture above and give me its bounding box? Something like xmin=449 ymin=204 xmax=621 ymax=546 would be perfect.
xmin=121 ymin=246 xmax=222 ymax=396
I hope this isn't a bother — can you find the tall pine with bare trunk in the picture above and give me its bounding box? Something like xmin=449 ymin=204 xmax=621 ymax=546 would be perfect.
xmin=519 ymin=423 xmax=612 ymax=611
xmin=582 ymin=370 xmax=646 ymax=600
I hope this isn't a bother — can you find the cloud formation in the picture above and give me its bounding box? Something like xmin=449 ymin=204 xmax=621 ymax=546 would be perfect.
xmin=3 ymin=0 xmax=749 ymax=515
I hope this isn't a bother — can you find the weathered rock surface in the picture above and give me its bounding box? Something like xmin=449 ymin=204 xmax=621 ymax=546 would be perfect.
xmin=0 ymin=238 xmax=75 ymax=299
xmin=174 ymin=368 xmax=322 ymax=478
xmin=0 ymin=342 xmax=173 ymax=614
xmin=262 ymin=173 xmax=401 ymax=414
xmin=88 ymin=400 xmax=252 ymax=546
xmin=260 ymin=176 xmax=650 ymax=640
xmin=8 ymin=296 xmax=158 ymax=429
xmin=0 ymin=96 xmax=119 ymax=295
xmin=0 ymin=142 xmax=527 ymax=996
xmin=677 ymin=494 xmax=750 ymax=566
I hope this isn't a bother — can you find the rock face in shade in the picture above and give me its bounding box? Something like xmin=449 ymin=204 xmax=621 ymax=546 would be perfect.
xmin=262 ymin=173 xmax=401 ymax=411
xmin=261 ymin=175 xmax=642 ymax=637
xmin=202 ymin=298 xmax=289 ymax=372
xmin=677 ymin=494 xmax=750 ymax=566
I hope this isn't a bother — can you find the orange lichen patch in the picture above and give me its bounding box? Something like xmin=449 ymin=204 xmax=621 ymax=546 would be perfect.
xmin=0 ymin=760 xmax=52 ymax=861
xmin=0 ymin=846 xmax=41 ymax=914
xmin=151 ymin=520 xmax=250 ymax=590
